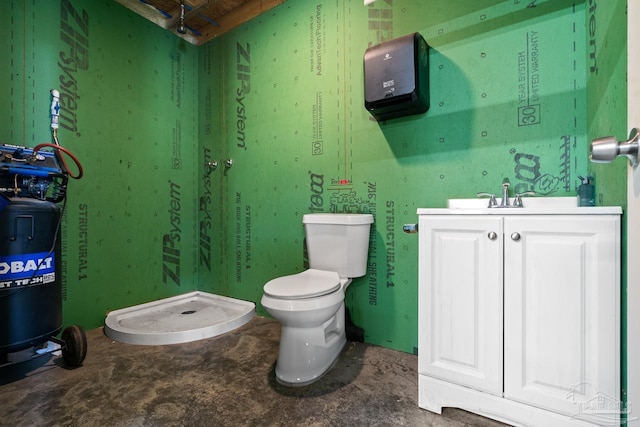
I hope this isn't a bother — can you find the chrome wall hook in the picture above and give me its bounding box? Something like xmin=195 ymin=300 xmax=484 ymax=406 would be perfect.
xmin=224 ymin=158 xmax=233 ymax=168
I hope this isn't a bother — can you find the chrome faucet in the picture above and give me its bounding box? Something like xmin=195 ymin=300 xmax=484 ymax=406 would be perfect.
xmin=476 ymin=178 xmax=536 ymax=208
xmin=500 ymin=178 xmax=510 ymax=207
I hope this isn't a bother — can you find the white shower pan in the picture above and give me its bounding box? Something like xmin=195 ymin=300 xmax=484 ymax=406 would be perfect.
xmin=104 ymin=291 xmax=255 ymax=345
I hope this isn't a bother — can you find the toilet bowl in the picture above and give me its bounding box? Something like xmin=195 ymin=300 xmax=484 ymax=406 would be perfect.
xmin=261 ymin=213 xmax=373 ymax=387
xmin=262 ymin=269 xmax=351 ymax=386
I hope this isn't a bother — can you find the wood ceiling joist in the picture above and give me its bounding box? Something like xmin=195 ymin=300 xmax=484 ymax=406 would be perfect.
xmin=114 ymin=0 xmax=287 ymax=46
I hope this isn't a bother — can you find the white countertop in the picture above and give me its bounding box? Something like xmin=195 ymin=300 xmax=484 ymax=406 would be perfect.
xmin=417 ymin=206 xmax=622 ymax=215
xmin=417 ymin=197 xmax=622 ymax=215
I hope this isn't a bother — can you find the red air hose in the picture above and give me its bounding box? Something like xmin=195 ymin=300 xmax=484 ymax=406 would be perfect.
xmin=33 ymin=143 xmax=84 ymax=180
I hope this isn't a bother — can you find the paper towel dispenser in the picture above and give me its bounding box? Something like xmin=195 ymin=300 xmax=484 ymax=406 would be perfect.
xmin=363 ymin=33 xmax=430 ymax=121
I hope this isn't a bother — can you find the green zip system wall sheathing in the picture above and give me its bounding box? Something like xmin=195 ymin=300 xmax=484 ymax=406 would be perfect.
xmin=0 ymin=0 xmax=201 ymax=328
xmin=1 ymin=0 xmax=627 ymax=360
xmin=199 ymin=0 xmax=626 ymax=355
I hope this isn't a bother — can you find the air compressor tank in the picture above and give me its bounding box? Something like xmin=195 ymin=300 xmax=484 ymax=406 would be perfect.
xmin=0 ymin=198 xmax=62 ymax=353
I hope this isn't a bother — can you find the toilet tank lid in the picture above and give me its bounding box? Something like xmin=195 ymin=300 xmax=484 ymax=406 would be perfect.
xmin=303 ymin=213 xmax=374 ymax=225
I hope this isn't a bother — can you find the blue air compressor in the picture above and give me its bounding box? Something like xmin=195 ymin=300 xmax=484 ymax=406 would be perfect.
xmin=0 ymin=90 xmax=86 ymax=368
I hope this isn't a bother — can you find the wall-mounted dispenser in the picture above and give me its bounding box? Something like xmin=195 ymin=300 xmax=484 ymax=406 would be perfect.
xmin=363 ymin=32 xmax=430 ymax=121
xmin=590 ymin=128 xmax=639 ymax=167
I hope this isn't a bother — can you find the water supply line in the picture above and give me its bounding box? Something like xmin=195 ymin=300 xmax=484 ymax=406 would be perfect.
xmin=177 ymin=1 xmax=187 ymax=34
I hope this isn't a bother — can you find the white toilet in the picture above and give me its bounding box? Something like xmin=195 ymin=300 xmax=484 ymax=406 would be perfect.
xmin=261 ymin=213 xmax=374 ymax=387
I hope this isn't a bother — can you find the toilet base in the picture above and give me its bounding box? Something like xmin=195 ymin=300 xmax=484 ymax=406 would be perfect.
xmin=273 ymin=303 xmax=347 ymax=387
xmin=275 ymin=337 xmax=346 ymax=387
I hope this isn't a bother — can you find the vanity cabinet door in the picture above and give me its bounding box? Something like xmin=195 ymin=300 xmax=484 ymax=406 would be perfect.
xmin=418 ymin=215 xmax=503 ymax=395
xmin=503 ymin=215 xmax=620 ymax=419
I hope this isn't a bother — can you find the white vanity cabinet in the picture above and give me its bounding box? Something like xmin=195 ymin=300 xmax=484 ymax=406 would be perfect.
xmin=417 ymin=207 xmax=621 ymax=427
xmin=418 ymin=215 xmax=504 ymax=395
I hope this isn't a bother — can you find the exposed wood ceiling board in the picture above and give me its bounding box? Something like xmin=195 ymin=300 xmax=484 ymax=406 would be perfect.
xmin=114 ymin=0 xmax=171 ymax=29
xmin=195 ymin=0 xmax=286 ymax=42
xmin=200 ymin=0 xmax=248 ymax=18
xmin=148 ymin=0 xmax=179 ymax=13
xmin=182 ymin=12 xmax=217 ymax=35
xmin=186 ymin=0 xmax=209 ymax=7
xmin=113 ymin=0 xmax=288 ymax=46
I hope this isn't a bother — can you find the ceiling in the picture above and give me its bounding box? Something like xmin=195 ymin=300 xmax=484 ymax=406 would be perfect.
xmin=114 ymin=0 xmax=287 ymax=46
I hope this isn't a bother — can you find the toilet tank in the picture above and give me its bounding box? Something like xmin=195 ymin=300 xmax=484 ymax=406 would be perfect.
xmin=303 ymin=213 xmax=374 ymax=278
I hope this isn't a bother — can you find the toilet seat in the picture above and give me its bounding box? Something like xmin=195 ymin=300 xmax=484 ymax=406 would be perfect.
xmin=263 ymin=269 xmax=341 ymax=300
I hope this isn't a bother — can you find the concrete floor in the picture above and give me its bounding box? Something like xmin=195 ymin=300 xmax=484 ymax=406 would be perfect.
xmin=0 ymin=316 xmax=508 ymax=427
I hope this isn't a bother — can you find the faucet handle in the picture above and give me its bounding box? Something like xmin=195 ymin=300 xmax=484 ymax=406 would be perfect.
xmin=513 ymin=191 xmax=537 ymax=207
xmin=476 ymin=192 xmax=497 ymax=208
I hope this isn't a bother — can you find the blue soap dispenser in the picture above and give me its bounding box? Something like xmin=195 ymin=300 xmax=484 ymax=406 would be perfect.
xmin=577 ymin=175 xmax=595 ymax=206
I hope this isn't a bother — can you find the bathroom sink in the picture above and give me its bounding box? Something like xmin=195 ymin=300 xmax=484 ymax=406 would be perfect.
xmin=416 ymin=197 xmax=621 ymax=216
xmin=447 ymin=197 xmax=578 ymax=209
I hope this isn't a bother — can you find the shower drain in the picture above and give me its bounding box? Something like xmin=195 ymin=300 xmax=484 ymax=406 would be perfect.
xmin=181 ymin=310 xmax=197 ymax=315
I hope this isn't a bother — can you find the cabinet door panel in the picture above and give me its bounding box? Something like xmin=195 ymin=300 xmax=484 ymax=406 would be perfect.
xmin=503 ymin=216 xmax=620 ymax=419
xmin=419 ymin=215 xmax=503 ymax=395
